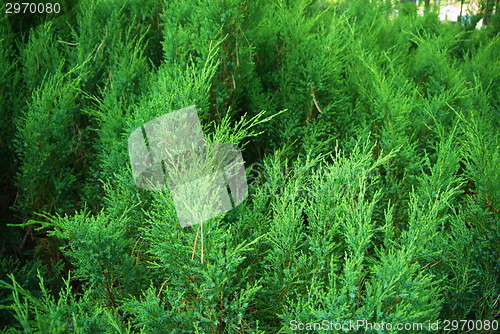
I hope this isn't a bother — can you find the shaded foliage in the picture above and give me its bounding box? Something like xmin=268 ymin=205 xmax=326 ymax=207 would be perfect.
xmin=0 ymin=0 xmax=499 ymax=333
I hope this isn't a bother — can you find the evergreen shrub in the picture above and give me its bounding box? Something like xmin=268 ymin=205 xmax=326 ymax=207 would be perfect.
xmin=0 ymin=0 xmax=498 ymax=333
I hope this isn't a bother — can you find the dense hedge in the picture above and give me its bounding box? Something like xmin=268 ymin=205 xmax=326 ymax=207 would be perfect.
xmin=0 ymin=0 xmax=499 ymax=333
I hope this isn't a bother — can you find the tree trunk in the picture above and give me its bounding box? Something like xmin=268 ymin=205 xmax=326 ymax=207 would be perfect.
xmin=459 ymin=0 xmax=464 ymax=22
xmin=483 ymin=0 xmax=495 ymax=26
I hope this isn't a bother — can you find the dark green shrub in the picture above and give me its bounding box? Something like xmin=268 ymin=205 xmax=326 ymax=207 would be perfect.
xmin=1 ymin=0 xmax=498 ymax=333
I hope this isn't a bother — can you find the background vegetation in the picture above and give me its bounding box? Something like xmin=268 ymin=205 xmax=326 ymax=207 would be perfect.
xmin=0 ymin=0 xmax=498 ymax=332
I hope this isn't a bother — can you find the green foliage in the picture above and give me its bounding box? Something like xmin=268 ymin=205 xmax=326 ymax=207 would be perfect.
xmin=14 ymin=62 xmax=86 ymax=216
xmin=1 ymin=0 xmax=499 ymax=333
xmin=33 ymin=209 xmax=149 ymax=305
xmin=0 ymin=271 xmax=128 ymax=333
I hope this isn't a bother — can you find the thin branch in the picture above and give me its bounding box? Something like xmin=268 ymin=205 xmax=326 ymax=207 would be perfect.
xmin=94 ymin=29 xmax=108 ymax=61
xmin=310 ymin=84 xmax=323 ymax=114
xmin=429 ymin=259 xmax=444 ymax=268
xmin=238 ymin=315 xmax=256 ymax=333
xmin=57 ymin=40 xmax=80 ymax=46
xmin=200 ymin=221 xmax=204 ymax=264
xmin=157 ymin=277 xmax=171 ymax=299
xmin=191 ymin=227 xmax=199 ymax=261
